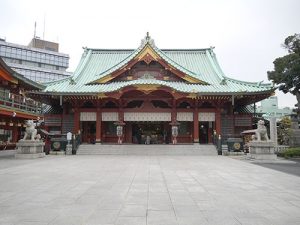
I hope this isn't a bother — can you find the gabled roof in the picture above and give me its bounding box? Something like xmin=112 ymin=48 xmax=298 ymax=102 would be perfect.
xmin=0 ymin=57 xmax=44 ymax=90
xmin=43 ymin=34 xmax=274 ymax=95
xmin=88 ymin=36 xmax=207 ymax=84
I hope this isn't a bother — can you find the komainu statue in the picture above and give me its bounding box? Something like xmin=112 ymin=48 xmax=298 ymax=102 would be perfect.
xmin=22 ymin=120 xmax=40 ymax=141
xmin=253 ymin=120 xmax=269 ymax=141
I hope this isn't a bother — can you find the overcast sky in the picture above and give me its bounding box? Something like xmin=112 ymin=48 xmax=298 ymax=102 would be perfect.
xmin=0 ymin=0 xmax=299 ymax=108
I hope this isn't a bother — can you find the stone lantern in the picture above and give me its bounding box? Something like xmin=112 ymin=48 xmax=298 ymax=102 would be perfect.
xmin=115 ymin=121 xmax=125 ymax=144
xmin=170 ymin=121 xmax=180 ymax=145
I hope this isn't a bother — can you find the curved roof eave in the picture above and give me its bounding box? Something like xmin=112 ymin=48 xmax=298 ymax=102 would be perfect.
xmin=209 ymin=50 xmax=273 ymax=87
xmin=0 ymin=57 xmax=45 ymax=90
xmin=39 ymin=79 xmax=275 ymax=95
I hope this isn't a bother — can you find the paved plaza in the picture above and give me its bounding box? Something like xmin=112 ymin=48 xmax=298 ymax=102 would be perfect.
xmin=0 ymin=151 xmax=300 ymax=225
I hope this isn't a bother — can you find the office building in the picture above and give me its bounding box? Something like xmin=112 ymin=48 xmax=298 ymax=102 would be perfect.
xmin=0 ymin=37 xmax=71 ymax=83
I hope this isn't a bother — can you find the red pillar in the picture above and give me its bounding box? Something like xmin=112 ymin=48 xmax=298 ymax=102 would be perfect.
xmin=12 ymin=125 xmax=18 ymax=143
xmin=125 ymin=123 xmax=132 ymax=143
xmin=73 ymin=108 xmax=80 ymax=134
xmin=215 ymin=108 xmax=221 ymax=135
xmin=96 ymin=110 xmax=101 ymax=143
xmin=193 ymin=109 xmax=199 ymax=143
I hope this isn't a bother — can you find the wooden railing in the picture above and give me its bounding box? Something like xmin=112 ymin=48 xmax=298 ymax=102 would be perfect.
xmin=0 ymin=90 xmax=42 ymax=115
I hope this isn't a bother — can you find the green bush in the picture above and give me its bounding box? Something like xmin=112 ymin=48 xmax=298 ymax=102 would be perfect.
xmin=278 ymin=147 xmax=300 ymax=158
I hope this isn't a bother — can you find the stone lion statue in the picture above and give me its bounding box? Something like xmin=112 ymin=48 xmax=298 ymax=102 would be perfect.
xmin=22 ymin=120 xmax=40 ymax=141
xmin=252 ymin=120 xmax=269 ymax=141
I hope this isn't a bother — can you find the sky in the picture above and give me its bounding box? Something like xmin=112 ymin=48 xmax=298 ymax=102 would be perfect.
xmin=0 ymin=0 xmax=299 ymax=108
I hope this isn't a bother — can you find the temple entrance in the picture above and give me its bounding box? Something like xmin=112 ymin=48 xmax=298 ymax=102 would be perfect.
xmin=199 ymin=121 xmax=214 ymax=144
xmin=131 ymin=122 xmax=170 ymax=144
xmin=199 ymin=122 xmax=209 ymax=144
xmin=81 ymin=121 xmax=96 ymax=143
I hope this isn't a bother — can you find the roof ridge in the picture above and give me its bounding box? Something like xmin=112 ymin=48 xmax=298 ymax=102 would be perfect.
xmin=88 ymin=48 xmax=135 ymax=52
xmin=85 ymin=48 xmax=211 ymax=52
xmin=72 ymin=49 xmax=92 ymax=81
xmin=161 ymin=48 xmax=210 ymax=52
xmin=225 ymin=77 xmax=272 ymax=87
xmin=42 ymin=76 xmax=71 ymax=86
xmin=205 ymin=50 xmax=225 ymax=83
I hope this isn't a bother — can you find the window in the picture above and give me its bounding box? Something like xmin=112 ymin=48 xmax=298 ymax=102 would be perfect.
xmin=104 ymin=122 xmax=116 ymax=135
xmin=49 ymin=126 xmax=61 ymax=135
xmin=178 ymin=122 xmax=191 ymax=135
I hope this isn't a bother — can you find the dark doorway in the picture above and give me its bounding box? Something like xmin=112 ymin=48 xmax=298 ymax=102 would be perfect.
xmin=199 ymin=122 xmax=209 ymax=144
xmin=81 ymin=121 xmax=96 ymax=144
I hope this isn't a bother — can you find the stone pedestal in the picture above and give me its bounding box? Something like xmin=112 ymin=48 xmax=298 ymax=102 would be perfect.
xmin=249 ymin=141 xmax=277 ymax=160
xmin=289 ymin=115 xmax=300 ymax=147
xmin=49 ymin=151 xmax=65 ymax=155
xmin=66 ymin=144 xmax=72 ymax=155
xmin=290 ymin=129 xmax=300 ymax=147
xmin=15 ymin=140 xmax=45 ymax=159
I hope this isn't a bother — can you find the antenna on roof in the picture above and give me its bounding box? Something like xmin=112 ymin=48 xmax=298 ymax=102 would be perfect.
xmin=34 ymin=21 xmax=37 ymax=38
xmin=43 ymin=14 xmax=46 ymax=40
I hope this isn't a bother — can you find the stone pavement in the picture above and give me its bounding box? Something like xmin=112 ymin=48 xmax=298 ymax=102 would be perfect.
xmin=0 ymin=153 xmax=300 ymax=225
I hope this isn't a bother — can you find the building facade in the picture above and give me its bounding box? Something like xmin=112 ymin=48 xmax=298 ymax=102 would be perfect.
xmin=0 ymin=37 xmax=71 ymax=83
xmin=28 ymin=34 xmax=275 ymax=144
xmin=0 ymin=58 xmax=43 ymax=149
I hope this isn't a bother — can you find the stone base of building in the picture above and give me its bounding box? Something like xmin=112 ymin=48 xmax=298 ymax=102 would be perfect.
xmin=222 ymin=150 xmax=244 ymax=156
xmin=249 ymin=141 xmax=277 ymax=160
xmin=15 ymin=140 xmax=45 ymax=159
xmin=15 ymin=153 xmax=45 ymax=159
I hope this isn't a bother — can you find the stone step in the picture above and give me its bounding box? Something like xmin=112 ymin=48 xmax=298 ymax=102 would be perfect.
xmin=76 ymin=144 xmax=218 ymax=155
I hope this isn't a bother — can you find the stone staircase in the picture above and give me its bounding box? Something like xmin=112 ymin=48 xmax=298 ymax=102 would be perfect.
xmin=76 ymin=144 xmax=218 ymax=155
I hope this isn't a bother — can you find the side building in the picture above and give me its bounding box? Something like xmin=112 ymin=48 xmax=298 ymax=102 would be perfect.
xmin=0 ymin=37 xmax=71 ymax=83
xmin=257 ymin=96 xmax=293 ymax=120
xmin=0 ymin=58 xmax=43 ymax=149
xmin=28 ymin=34 xmax=275 ymax=144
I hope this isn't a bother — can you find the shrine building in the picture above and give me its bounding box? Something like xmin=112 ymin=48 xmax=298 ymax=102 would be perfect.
xmin=0 ymin=58 xmax=43 ymax=149
xmin=29 ymin=34 xmax=275 ymax=144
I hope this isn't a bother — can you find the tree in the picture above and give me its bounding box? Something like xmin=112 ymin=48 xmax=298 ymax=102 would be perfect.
xmin=268 ymin=34 xmax=300 ymax=114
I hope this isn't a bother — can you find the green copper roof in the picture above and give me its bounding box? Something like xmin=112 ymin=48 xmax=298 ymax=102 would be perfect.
xmin=43 ymin=34 xmax=273 ymax=95
xmin=0 ymin=57 xmax=44 ymax=90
